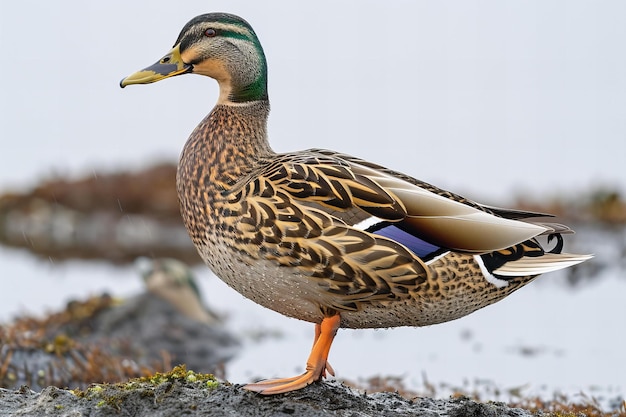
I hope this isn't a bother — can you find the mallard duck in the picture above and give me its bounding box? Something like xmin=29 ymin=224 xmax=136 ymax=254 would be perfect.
xmin=121 ymin=12 xmax=591 ymax=394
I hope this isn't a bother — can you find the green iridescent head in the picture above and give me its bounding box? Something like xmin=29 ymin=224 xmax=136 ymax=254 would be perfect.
xmin=121 ymin=13 xmax=268 ymax=103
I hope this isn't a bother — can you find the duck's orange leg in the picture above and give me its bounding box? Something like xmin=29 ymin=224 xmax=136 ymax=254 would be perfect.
xmin=314 ymin=320 xmax=335 ymax=378
xmin=244 ymin=314 xmax=340 ymax=395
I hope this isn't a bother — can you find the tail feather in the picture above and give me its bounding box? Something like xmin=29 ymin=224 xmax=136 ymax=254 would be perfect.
xmin=482 ymin=205 xmax=555 ymax=220
xmin=533 ymin=222 xmax=576 ymax=235
xmin=493 ymin=253 xmax=593 ymax=277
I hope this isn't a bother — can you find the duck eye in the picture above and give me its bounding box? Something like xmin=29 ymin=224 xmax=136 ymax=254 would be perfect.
xmin=204 ymin=28 xmax=217 ymax=37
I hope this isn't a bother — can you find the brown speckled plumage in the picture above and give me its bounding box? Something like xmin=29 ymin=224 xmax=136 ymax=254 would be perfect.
xmin=121 ymin=12 xmax=591 ymax=394
xmin=172 ymin=103 xmax=557 ymax=328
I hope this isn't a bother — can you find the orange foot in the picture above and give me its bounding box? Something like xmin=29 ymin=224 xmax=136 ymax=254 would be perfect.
xmin=244 ymin=314 xmax=341 ymax=395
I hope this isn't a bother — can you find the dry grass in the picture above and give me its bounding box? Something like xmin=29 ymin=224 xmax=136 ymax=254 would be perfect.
xmin=0 ymin=295 xmax=169 ymax=390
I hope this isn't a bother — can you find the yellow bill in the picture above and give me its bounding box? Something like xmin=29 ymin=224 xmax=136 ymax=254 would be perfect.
xmin=120 ymin=44 xmax=191 ymax=88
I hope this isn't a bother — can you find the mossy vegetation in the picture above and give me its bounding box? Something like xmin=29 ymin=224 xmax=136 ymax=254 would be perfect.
xmin=70 ymin=365 xmax=219 ymax=412
xmin=128 ymin=365 xmax=217 ymax=387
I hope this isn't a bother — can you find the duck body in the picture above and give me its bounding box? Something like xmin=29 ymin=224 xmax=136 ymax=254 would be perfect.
xmin=122 ymin=12 xmax=590 ymax=393
xmin=177 ymin=103 xmax=541 ymax=329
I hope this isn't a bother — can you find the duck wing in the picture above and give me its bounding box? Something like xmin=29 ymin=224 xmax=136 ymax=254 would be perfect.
xmin=303 ymin=149 xmax=553 ymax=252
xmin=227 ymin=149 xmax=556 ymax=254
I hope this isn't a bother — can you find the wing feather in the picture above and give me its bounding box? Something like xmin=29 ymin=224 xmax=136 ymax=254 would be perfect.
xmin=221 ymin=162 xmax=428 ymax=311
xmin=225 ymin=149 xmax=567 ymax=276
xmin=348 ymin=162 xmax=549 ymax=252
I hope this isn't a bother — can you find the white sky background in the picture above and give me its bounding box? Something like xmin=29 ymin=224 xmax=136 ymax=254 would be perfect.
xmin=1 ymin=1 xmax=624 ymax=203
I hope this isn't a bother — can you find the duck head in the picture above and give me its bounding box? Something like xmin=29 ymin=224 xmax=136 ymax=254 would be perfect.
xmin=120 ymin=13 xmax=268 ymax=104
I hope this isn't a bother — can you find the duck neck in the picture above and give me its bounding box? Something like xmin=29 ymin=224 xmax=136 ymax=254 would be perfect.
xmin=178 ymin=100 xmax=273 ymax=194
xmin=215 ymin=46 xmax=268 ymax=104
xmin=218 ymin=73 xmax=268 ymax=104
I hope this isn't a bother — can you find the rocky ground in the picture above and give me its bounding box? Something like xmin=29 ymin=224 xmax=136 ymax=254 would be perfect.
xmin=2 ymin=367 xmax=624 ymax=416
xmin=0 ymin=372 xmax=539 ymax=417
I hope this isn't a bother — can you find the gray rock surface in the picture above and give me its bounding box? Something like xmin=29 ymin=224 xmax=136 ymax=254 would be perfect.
xmin=0 ymin=380 xmax=535 ymax=417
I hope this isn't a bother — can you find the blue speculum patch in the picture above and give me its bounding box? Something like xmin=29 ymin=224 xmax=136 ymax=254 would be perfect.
xmin=368 ymin=223 xmax=443 ymax=260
